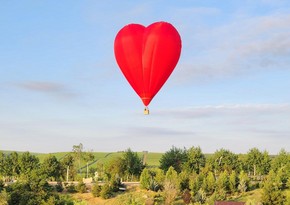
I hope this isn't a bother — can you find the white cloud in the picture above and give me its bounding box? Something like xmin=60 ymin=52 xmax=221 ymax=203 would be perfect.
xmin=175 ymin=12 xmax=290 ymax=83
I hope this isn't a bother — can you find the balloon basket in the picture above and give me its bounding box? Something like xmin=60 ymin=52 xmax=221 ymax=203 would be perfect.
xmin=144 ymin=107 xmax=149 ymax=115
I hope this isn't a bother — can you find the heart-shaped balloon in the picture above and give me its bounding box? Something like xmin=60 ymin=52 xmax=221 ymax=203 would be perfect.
xmin=114 ymin=21 xmax=182 ymax=107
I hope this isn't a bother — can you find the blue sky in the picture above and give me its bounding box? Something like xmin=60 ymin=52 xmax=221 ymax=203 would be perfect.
xmin=0 ymin=0 xmax=289 ymax=154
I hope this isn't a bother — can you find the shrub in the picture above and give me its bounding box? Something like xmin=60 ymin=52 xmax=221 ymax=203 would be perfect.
xmin=182 ymin=189 xmax=191 ymax=204
xmin=0 ymin=179 xmax=4 ymax=192
xmin=91 ymin=183 xmax=101 ymax=197
xmin=66 ymin=183 xmax=76 ymax=193
xmin=55 ymin=181 xmax=64 ymax=192
xmin=100 ymin=183 xmax=113 ymax=199
xmin=76 ymin=181 xmax=87 ymax=193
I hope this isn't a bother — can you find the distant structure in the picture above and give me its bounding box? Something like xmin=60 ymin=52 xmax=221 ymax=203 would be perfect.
xmin=142 ymin=151 xmax=148 ymax=165
xmin=215 ymin=202 xmax=245 ymax=205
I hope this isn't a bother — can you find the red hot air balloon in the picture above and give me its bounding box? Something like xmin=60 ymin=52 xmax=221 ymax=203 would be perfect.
xmin=114 ymin=21 xmax=182 ymax=114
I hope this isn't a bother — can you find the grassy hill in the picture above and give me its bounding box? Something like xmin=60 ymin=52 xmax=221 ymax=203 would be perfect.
xmin=0 ymin=150 xmax=164 ymax=168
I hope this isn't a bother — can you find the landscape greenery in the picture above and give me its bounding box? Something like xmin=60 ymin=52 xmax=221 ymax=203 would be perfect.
xmin=0 ymin=144 xmax=289 ymax=205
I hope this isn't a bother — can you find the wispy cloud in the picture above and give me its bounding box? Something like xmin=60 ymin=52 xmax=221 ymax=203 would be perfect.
xmin=124 ymin=126 xmax=195 ymax=137
xmin=175 ymin=11 xmax=290 ymax=83
xmin=14 ymin=81 xmax=77 ymax=99
xmin=155 ymin=103 xmax=290 ymax=119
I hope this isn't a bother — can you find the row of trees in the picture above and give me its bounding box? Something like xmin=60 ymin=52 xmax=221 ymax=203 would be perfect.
xmin=0 ymin=146 xmax=144 ymax=204
xmin=0 ymin=143 xmax=96 ymax=183
xmin=0 ymin=146 xmax=289 ymax=204
xmin=138 ymin=146 xmax=290 ymax=204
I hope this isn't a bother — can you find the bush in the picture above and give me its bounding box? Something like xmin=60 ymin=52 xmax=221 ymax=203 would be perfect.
xmin=0 ymin=179 xmax=4 ymax=192
xmin=55 ymin=181 xmax=64 ymax=192
xmin=91 ymin=183 xmax=102 ymax=197
xmin=100 ymin=183 xmax=113 ymax=199
xmin=182 ymin=189 xmax=191 ymax=204
xmin=66 ymin=183 xmax=76 ymax=193
xmin=110 ymin=177 xmax=122 ymax=192
xmin=76 ymin=181 xmax=87 ymax=193
xmin=0 ymin=190 xmax=8 ymax=205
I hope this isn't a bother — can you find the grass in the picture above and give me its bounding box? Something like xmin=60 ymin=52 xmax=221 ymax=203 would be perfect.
xmin=0 ymin=150 xmax=164 ymax=168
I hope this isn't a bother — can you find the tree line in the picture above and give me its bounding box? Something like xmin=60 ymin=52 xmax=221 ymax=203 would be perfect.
xmin=0 ymin=146 xmax=289 ymax=204
xmin=139 ymin=146 xmax=289 ymax=204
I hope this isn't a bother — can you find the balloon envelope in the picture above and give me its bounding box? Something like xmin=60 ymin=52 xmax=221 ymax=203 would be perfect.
xmin=114 ymin=21 xmax=182 ymax=106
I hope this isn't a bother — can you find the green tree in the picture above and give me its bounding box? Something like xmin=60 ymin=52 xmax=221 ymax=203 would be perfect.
xmin=91 ymin=182 xmax=101 ymax=197
xmin=82 ymin=151 xmax=95 ymax=178
xmin=61 ymin=154 xmax=75 ymax=182
xmin=245 ymin=148 xmax=271 ymax=177
xmin=164 ymin=167 xmax=179 ymax=205
xmin=9 ymin=152 xmax=20 ymax=178
xmin=189 ymin=172 xmax=204 ymax=195
xmin=271 ymin=149 xmax=290 ymax=178
xmin=105 ymin=157 xmax=125 ymax=180
xmin=216 ymin=170 xmax=229 ymax=193
xmin=178 ymin=171 xmax=190 ymax=191
xmin=100 ymin=183 xmax=113 ymax=199
xmin=41 ymin=155 xmax=62 ymax=181
xmin=72 ymin=143 xmax=84 ymax=172
xmin=18 ymin=152 xmax=40 ymax=180
xmin=122 ymin=148 xmax=143 ymax=181
xmin=238 ymin=170 xmax=250 ymax=193
xmin=229 ymin=170 xmax=238 ymax=194
xmin=160 ymin=146 xmax=187 ymax=173
xmin=0 ymin=152 xmax=5 ymax=177
xmin=76 ymin=180 xmax=87 ymax=193
xmin=183 ymin=146 xmax=205 ymax=174
xmin=0 ymin=190 xmax=8 ymax=205
xmin=211 ymin=149 xmax=239 ymax=174
xmin=165 ymin=166 xmax=179 ymax=188
xmin=140 ymin=168 xmax=151 ymax=190
xmin=261 ymin=170 xmax=286 ymax=205
xmin=152 ymin=168 xmax=165 ymax=190
xmin=205 ymin=171 xmax=216 ymax=194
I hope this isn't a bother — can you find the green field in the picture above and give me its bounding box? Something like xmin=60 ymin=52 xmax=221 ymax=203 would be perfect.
xmin=0 ymin=150 xmax=164 ymax=169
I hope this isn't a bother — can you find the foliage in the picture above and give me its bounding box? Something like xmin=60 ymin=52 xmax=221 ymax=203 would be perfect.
xmin=105 ymin=157 xmax=125 ymax=180
xmin=140 ymin=168 xmax=163 ymax=191
xmin=229 ymin=170 xmax=238 ymax=194
xmin=100 ymin=183 xmax=113 ymax=199
xmin=261 ymin=170 xmax=286 ymax=204
xmin=76 ymin=180 xmax=87 ymax=193
xmin=163 ymin=180 xmax=179 ymax=205
xmin=178 ymin=171 xmax=190 ymax=191
xmin=41 ymin=155 xmax=62 ymax=181
xmin=0 ymin=190 xmax=8 ymax=205
xmin=182 ymin=189 xmax=191 ymax=204
xmin=66 ymin=183 xmax=77 ymax=193
xmin=122 ymin=148 xmax=143 ymax=181
xmin=245 ymin=148 xmax=271 ymax=176
xmin=271 ymin=149 xmax=289 ymax=171
xmin=238 ymin=170 xmax=250 ymax=193
xmin=210 ymin=148 xmax=240 ymax=174
xmin=159 ymin=146 xmax=187 ymax=173
xmin=165 ymin=166 xmax=179 ymax=188
xmin=55 ymin=181 xmax=64 ymax=192
xmin=163 ymin=166 xmax=179 ymax=204
xmin=60 ymin=153 xmax=76 ymax=181
xmin=140 ymin=168 xmax=151 ymax=189
xmin=1 ymin=146 xmax=289 ymax=204
xmin=183 ymin=146 xmax=206 ymax=174
xmin=91 ymin=182 xmax=102 ymax=197
xmin=0 ymin=180 xmax=4 ymax=192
